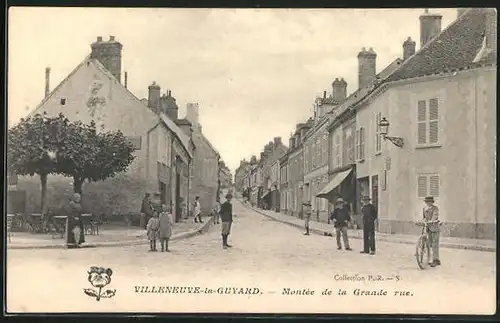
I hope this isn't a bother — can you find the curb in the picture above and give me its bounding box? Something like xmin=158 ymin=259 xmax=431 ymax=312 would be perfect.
xmin=8 ymin=216 xmax=214 ymax=250
xmin=241 ymin=201 xmax=495 ymax=253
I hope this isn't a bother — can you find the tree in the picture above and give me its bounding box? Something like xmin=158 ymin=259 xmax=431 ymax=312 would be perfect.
xmin=7 ymin=113 xmax=70 ymax=213
xmin=56 ymin=120 xmax=136 ymax=194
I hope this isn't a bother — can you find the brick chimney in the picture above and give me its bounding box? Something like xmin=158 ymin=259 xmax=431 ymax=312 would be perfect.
xmin=44 ymin=67 xmax=51 ymax=98
xmin=161 ymin=90 xmax=179 ymax=120
xmin=90 ymin=35 xmax=123 ymax=83
xmin=357 ymin=47 xmax=377 ymax=89
xmin=419 ymin=9 xmax=442 ymax=49
xmin=274 ymin=137 xmax=282 ymax=147
xmin=403 ymin=37 xmax=416 ymax=61
xmin=473 ymin=8 xmax=498 ymax=63
xmin=147 ymin=82 xmax=161 ymax=114
xmin=332 ymin=78 xmax=347 ymax=102
xmin=124 ymin=71 xmax=128 ymax=89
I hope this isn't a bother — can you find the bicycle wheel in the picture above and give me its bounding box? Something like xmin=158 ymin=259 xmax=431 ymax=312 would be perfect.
xmin=415 ymin=235 xmax=430 ymax=270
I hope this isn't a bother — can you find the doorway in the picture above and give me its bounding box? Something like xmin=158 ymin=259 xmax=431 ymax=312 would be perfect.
xmin=175 ymin=173 xmax=181 ymax=222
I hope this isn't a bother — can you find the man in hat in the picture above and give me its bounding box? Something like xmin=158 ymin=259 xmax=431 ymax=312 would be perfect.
xmin=220 ymin=193 xmax=234 ymax=249
xmin=140 ymin=193 xmax=154 ymax=229
xmin=423 ymin=196 xmax=441 ymax=267
xmin=330 ymin=197 xmax=352 ymax=250
xmin=360 ymin=196 xmax=377 ymax=255
xmin=302 ymin=201 xmax=312 ymax=235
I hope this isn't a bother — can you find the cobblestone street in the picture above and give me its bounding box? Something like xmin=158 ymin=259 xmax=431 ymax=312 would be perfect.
xmin=7 ymin=199 xmax=495 ymax=314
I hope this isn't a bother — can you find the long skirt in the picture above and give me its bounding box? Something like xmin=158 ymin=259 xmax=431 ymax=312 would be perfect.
xmin=66 ymin=217 xmax=85 ymax=247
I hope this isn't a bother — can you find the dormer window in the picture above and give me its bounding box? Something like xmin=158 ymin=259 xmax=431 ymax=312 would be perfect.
xmin=60 ymin=98 xmax=66 ymax=105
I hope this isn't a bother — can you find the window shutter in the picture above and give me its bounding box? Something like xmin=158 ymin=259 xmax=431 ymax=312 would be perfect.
xmin=355 ymin=129 xmax=360 ymax=160
xmin=417 ymin=175 xmax=428 ymax=197
xmin=375 ymin=113 xmax=381 ymax=152
xmin=360 ymin=127 xmax=365 ymax=159
xmin=417 ymin=100 xmax=427 ymax=144
xmin=429 ymin=175 xmax=440 ymax=197
xmin=429 ymin=98 xmax=439 ymax=144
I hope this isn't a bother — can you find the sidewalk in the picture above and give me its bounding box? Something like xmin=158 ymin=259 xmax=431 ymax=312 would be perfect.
xmin=7 ymin=217 xmax=214 ymax=250
xmin=241 ymin=201 xmax=495 ymax=252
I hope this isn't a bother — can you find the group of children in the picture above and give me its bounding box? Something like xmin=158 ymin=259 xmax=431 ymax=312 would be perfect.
xmin=146 ymin=204 xmax=174 ymax=252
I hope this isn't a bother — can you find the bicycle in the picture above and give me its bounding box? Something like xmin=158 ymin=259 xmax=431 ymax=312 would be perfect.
xmin=414 ymin=220 xmax=440 ymax=270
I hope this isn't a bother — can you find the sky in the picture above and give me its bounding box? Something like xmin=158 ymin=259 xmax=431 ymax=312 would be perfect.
xmin=8 ymin=8 xmax=458 ymax=173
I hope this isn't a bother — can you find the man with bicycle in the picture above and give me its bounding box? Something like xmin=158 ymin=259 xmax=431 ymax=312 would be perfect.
xmin=423 ymin=196 xmax=441 ymax=267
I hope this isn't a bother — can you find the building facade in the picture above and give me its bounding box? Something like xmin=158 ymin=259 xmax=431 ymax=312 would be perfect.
xmin=12 ymin=36 xmax=193 ymax=222
xmin=279 ymin=153 xmax=289 ymax=213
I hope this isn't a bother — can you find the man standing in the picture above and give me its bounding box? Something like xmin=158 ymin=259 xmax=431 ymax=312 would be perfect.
xmin=423 ymin=196 xmax=441 ymax=267
xmin=330 ymin=197 xmax=352 ymax=251
xmin=302 ymin=201 xmax=312 ymax=235
xmin=360 ymin=196 xmax=377 ymax=255
xmin=193 ymin=196 xmax=203 ymax=223
xmin=220 ymin=193 xmax=234 ymax=249
xmin=140 ymin=193 xmax=154 ymax=230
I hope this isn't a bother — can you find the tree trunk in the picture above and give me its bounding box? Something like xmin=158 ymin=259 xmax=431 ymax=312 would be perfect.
xmin=40 ymin=173 xmax=48 ymax=214
xmin=73 ymin=176 xmax=84 ymax=195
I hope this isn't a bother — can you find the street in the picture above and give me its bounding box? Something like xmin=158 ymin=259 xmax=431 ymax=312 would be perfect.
xmin=7 ymin=199 xmax=496 ymax=314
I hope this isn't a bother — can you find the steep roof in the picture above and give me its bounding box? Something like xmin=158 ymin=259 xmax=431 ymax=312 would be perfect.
xmin=159 ymin=113 xmax=192 ymax=159
xmin=386 ymin=9 xmax=488 ymax=82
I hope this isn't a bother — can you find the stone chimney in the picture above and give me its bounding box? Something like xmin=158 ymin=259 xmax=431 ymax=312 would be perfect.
xmin=44 ymin=67 xmax=51 ymax=98
xmin=332 ymin=78 xmax=347 ymax=102
xmin=186 ymin=103 xmax=200 ymax=128
xmin=175 ymin=118 xmax=192 ymax=137
xmin=250 ymin=155 xmax=257 ymax=164
xmin=147 ymin=82 xmax=161 ymax=114
xmin=357 ymin=47 xmax=377 ymax=89
xmin=161 ymin=90 xmax=179 ymax=120
xmin=403 ymin=37 xmax=416 ymax=61
xmin=419 ymin=9 xmax=442 ymax=49
xmin=289 ymin=135 xmax=295 ymax=149
xmin=90 ymin=35 xmax=123 ymax=83
xmin=274 ymin=137 xmax=282 ymax=147
xmin=124 ymin=71 xmax=128 ymax=89
xmin=268 ymin=141 xmax=274 ymax=152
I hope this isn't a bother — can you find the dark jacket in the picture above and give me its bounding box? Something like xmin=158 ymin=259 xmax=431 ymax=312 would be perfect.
xmin=220 ymin=201 xmax=233 ymax=223
xmin=361 ymin=203 xmax=377 ymax=230
xmin=330 ymin=206 xmax=351 ymax=228
xmin=141 ymin=198 xmax=154 ymax=216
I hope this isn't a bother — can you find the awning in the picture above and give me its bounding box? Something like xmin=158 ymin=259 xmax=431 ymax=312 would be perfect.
xmin=316 ymin=168 xmax=352 ymax=198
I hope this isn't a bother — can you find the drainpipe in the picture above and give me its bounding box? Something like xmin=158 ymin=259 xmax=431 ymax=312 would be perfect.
xmin=473 ymin=70 xmax=478 ymax=239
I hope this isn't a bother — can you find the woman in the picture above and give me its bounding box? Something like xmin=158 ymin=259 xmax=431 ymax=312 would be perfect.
xmin=64 ymin=193 xmax=85 ymax=248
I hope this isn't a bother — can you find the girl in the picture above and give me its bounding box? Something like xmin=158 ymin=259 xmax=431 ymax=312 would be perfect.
xmin=146 ymin=212 xmax=160 ymax=252
xmin=158 ymin=204 xmax=173 ymax=252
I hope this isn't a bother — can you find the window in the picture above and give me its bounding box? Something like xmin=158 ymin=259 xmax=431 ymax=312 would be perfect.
xmin=375 ymin=113 xmax=382 ymax=153
xmin=126 ymin=136 xmax=142 ymax=150
xmin=60 ymin=98 xmax=66 ymax=105
xmin=312 ymin=142 xmax=316 ymax=169
xmin=417 ymin=98 xmax=440 ymax=145
xmin=417 ymin=173 xmax=440 ymax=198
xmin=356 ymin=127 xmax=366 ymax=161
xmin=335 ymin=134 xmax=341 ymax=167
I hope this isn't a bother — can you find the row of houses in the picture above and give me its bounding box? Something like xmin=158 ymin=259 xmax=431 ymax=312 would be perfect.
xmin=236 ymin=8 xmax=496 ymax=239
xmin=8 ymin=35 xmax=230 ymax=221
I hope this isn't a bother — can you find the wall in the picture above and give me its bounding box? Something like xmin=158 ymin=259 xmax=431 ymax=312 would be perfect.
xmin=375 ymin=68 xmax=496 ymax=239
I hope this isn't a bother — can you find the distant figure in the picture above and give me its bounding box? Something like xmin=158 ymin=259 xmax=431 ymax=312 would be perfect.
xmin=193 ymin=196 xmax=203 ymax=223
xmin=220 ymin=193 xmax=234 ymax=249
xmin=360 ymin=196 xmax=377 ymax=255
xmin=64 ymin=193 xmax=85 ymax=248
xmin=158 ymin=204 xmax=173 ymax=252
xmin=146 ymin=212 xmax=160 ymax=252
xmin=423 ymin=196 xmax=441 ymax=267
xmin=213 ymin=200 xmax=221 ymax=224
xmin=302 ymin=201 xmax=312 ymax=235
xmin=330 ymin=197 xmax=352 ymax=251
xmin=140 ymin=193 xmax=154 ymax=229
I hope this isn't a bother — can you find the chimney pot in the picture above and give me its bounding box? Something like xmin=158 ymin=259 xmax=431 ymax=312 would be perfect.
xmin=332 ymin=76 xmax=347 ymax=102
xmin=97 ymin=36 xmax=103 ymax=42
xmin=403 ymin=36 xmax=416 ymax=60
xmin=109 ymin=35 xmax=115 ymax=41
xmin=148 ymin=81 xmax=161 ymax=114
xmin=90 ymin=35 xmax=123 ymax=83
